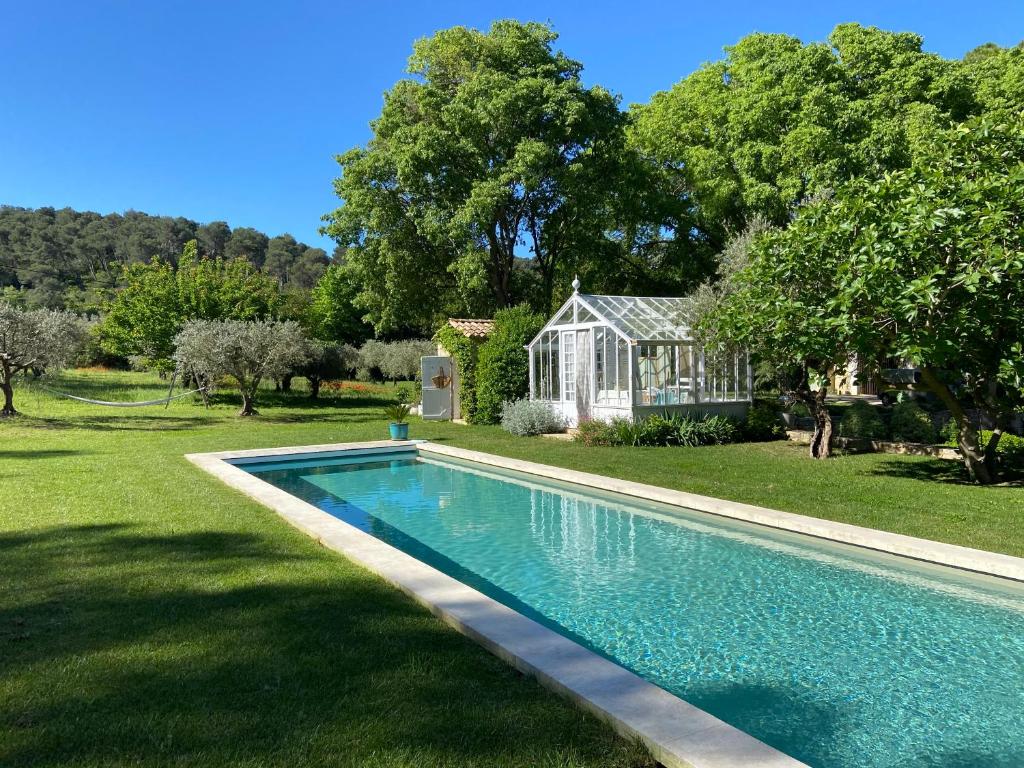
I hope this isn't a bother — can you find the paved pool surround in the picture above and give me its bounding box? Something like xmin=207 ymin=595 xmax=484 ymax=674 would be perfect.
xmin=186 ymin=440 xmax=1024 ymax=768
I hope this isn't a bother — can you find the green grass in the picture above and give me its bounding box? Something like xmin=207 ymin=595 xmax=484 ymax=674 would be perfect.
xmin=2 ymin=369 xmax=1022 ymax=767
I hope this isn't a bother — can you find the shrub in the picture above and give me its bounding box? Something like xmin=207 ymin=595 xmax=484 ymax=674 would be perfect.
xmin=474 ymin=305 xmax=545 ymax=424
xmin=383 ymin=403 xmax=411 ymax=424
xmin=838 ymin=400 xmax=888 ymax=440
xmin=742 ymin=400 xmax=786 ymax=441
xmin=394 ymin=381 xmax=419 ymax=405
xmin=574 ymin=419 xmax=616 ymax=446
xmin=500 ymin=399 xmax=564 ymax=436
xmin=789 ymin=401 xmax=811 ymax=418
xmin=890 ymin=399 xmax=937 ymax=444
xmin=572 ymin=412 xmax=738 ymax=448
xmin=637 ymin=414 xmax=680 ymax=446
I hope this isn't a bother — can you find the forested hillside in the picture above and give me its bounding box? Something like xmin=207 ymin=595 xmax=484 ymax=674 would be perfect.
xmin=0 ymin=206 xmax=329 ymax=311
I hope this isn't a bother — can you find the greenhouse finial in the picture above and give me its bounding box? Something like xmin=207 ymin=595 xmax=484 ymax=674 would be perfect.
xmin=571 ymin=275 xmax=580 ymax=293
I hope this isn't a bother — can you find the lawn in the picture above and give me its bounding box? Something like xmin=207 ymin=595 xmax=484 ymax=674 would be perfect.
xmin=2 ymin=369 xmax=1022 ymax=767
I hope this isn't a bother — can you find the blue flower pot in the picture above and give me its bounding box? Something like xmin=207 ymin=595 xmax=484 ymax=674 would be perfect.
xmin=389 ymin=422 xmax=409 ymax=440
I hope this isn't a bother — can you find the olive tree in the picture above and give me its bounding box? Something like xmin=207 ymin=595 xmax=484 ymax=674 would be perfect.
xmin=297 ymin=341 xmax=359 ymax=399
xmin=0 ymin=303 xmax=84 ymax=417
xmin=173 ymin=319 xmax=309 ymax=416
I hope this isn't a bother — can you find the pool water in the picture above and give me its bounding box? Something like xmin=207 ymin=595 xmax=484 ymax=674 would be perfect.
xmin=239 ymin=451 xmax=1024 ymax=768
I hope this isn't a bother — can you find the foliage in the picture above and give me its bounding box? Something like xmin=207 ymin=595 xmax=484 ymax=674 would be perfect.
xmin=838 ymin=401 xmax=888 ymax=440
xmin=383 ymin=403 xmax=411 ymax=424
xmin=0 ymin=303 xmax=85 ymax=415
xmin=473 ymin=305 xmax=545 ymax=425
xmin=100 ymin=240 xmax=283 ymax=371
xmin=393 ymin=381 xmax=418 ymax=406
xmin=434 ymin=324 xmax=482 ymax=422
xmin=305 ymin=261 xmax=372 ymax=345
xmin=573 ymin=413 xmax=738 ymax=448
xmin=742 ymin=400 xmax=787 ymax=441
xmin=323 ymin=20 xmax=629 ymax=330
xmin=632 ymin=24 xmax=980 ymax=241
xmin=172 ymin=319 xmax=309 ymax=416
xmin=890 ymin=399 xmax=938 ymax=444
xmin=757 ymin=116 xmax=1024 ymax=482
xmin=499 ymin=399 xmax=564 ymax=436
xmin=263 ymin=235 xmax=329 ymax=290
xmin=296 ymin=341 xmax=359 ymax=399
xmin=0 ymin=205 xmax=322 ymax=311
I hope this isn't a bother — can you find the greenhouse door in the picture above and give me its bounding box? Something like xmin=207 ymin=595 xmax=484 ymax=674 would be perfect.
xmin=575 ymin=330 xmax=591 ymax=423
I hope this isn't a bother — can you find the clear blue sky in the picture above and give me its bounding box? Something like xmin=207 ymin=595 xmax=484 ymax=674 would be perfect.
xmin=2 ymin=1 xmax=1021 ymax=250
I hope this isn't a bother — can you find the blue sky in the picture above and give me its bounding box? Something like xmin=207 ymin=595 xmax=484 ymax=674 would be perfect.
xmin=2 ymin=1 xmax=1021 ymax=250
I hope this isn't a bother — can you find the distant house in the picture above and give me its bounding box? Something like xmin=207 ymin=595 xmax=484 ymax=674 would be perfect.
xmin=527 ymin=281 xmax=752 ymax=427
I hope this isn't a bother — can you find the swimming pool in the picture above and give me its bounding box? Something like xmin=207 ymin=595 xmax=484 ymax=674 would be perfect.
xmin=231 ymin=447 xmax=1024 ymax=768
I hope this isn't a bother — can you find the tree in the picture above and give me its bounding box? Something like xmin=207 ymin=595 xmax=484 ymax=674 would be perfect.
xmin=101 ymin=240 xmax=282 ymax=371
xmin=0 ymin=303 xmax=84 ymax=416
xmin=223 ymin=227 xmax=270 ymax=268
xmin=297 ymin=341 xmax=359 ymax=399
xmin=632 ymin=24 xmax=979 ymax=243
xmin=263 ymin=235 xmax=304 ymax=285
xmin=197 ymin=221 xmax=232 ymax=258
xmin=288 ymin=247 xmax=329 ymax=291
xmin=324 ymin=20 xmax=627 ymax=331
xmin=305 ymin=262 xmax=371 ymax=344
xmin=753 ymin=116 xmax=1024 ymax=482
xmin=473 ymin=304 xmax=546 ymax=424
xmin=699 ymin=218 xmax=849 ymax=459
xmin=173 ymin=319 xmax=309 ymax=416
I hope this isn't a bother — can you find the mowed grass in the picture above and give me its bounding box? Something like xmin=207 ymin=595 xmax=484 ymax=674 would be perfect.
xmin=1 ymin=370 xmax=1022 ymax=767
xmin=0 ymin=371 xmax=652 ymax=768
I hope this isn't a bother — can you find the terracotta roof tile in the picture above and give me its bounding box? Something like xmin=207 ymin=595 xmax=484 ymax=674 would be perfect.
xmin=447 ymin=318 xmax=495 ymax=338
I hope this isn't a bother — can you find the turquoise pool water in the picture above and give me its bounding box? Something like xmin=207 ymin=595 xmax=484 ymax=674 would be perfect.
xmin=239 ymin=450 xmax=1024 ymax=768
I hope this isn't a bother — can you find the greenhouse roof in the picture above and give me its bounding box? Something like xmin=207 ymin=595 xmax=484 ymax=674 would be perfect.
xmin=577 ymin=294 xmax=693 ymax=341
xmin=530 ymin=289 xmax=695 ymax=346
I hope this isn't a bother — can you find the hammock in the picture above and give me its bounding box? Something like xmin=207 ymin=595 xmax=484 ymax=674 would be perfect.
xmin=37 ymin=385 xmax=207 ymax=408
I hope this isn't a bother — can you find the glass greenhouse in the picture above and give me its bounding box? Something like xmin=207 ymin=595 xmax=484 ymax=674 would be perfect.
xmin=527 ymin=284 xmax=752 ymax=427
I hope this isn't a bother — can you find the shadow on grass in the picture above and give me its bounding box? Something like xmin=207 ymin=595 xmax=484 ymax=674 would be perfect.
xmin=0 ymin=523 xmax=653 ymax=768
xmin=868 ymin=457 xmax=1024 ymax=487
xmin=0 ymin=449 xmax=89 ymax=460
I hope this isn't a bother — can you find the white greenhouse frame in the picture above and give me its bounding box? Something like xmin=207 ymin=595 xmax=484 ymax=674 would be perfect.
xmin=526 ymin=287 xmax=753 ymax=427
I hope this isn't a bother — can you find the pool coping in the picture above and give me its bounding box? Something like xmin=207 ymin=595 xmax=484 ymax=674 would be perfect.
xmin=186 ymin=440 xmax=805 ymax=768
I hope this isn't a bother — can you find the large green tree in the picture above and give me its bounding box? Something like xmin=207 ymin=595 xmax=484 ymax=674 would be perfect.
xmin=324 ymin=20 xmax=628 ymax=332
xmin=710 ymin=116 xmax=1024 ymax=482
xmin=101 ymin=240 xmax=282 ymax=370
xmin=633 ymin=24 xmax=979 ymax=245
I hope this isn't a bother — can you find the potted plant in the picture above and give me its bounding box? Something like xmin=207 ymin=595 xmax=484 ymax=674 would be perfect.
xmin=384 ymin=403 xmax=411 ymax=440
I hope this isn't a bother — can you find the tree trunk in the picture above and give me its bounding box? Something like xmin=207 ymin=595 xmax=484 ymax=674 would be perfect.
xmin=239 ymin=390 xmax=258 ymax=417
xmin=983 ymin=427 xmax=1003 ymax=479
xmin=281 ymin=374 xmax=293 ymax=392
xmin=807 ymin=388 xmax=833 ymax=459
xmin=309 ymin=378 xmax=321 ymax=400
xmin=1 ymin=376 xmax=16 ymax=417
xmin=919 ymin=367 xmax=993 ymax=484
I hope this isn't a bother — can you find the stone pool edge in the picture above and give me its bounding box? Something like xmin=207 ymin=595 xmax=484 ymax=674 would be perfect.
xmin=185 ymin=440 xmax=803 ymax=768
xmin=418 ymin=442 xmax=1024 ymax=583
